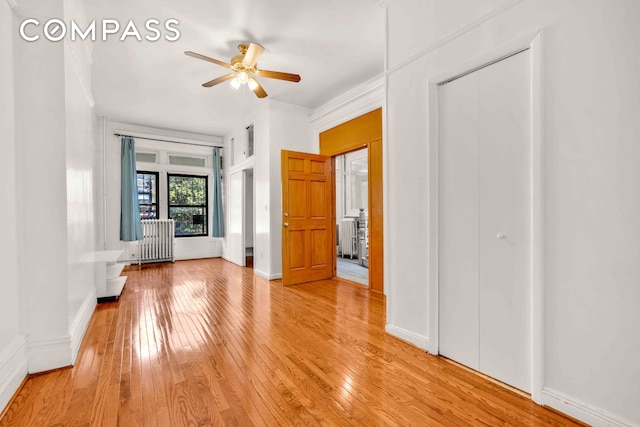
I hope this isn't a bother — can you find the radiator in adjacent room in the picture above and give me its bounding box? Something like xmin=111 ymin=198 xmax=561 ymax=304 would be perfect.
xmin=139 ymin=219 xmax=175 ymax=264
xmin=339 ymin=218 xmax=357 ymax=259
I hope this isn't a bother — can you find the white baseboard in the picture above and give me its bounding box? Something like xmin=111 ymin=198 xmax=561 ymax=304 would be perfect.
xmin=385 ymin=324 xmax=430 ymax=350
xmin=542 ymin=388 xmax=635 ymax=427
xmin=254 ymin=269 xmax=282 ymax=280
xmin=69 ymin=290 xmax=96 ymax=364
xmin=0 ymin=334 xmax=28 ymax=412
xmin=27 ymin=335 xmax=72 ymax=373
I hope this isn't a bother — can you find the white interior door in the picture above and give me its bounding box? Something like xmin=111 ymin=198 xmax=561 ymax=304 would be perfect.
xmin=228 ymin=170 xmax=245 ymax=266
xmin=438 ymin=71 xmax=480 ymax=371
xmin=439 ymin=50 xmax=531 ymax=392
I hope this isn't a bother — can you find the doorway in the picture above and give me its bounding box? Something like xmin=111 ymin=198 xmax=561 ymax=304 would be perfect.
xmin=335 ymin=148 xmax=369 ymax=286
xmin=319 ymin=108 xmax=383 ymax=293
xmin=244 ymin=168 xmax=254 ymax=268
xmin=281 ymin=108 xmax=383 ymax=289
xmin=227 ymin=167 xmax=254 ymax=268
xmin=438 ymin=50 xmax=531 ymax=392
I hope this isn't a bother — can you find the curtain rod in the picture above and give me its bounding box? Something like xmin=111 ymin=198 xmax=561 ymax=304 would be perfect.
xmin=113 ymin=132 xmax=223 ymax=148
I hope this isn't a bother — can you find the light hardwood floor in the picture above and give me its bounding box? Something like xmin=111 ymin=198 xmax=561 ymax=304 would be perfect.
xmin=1 ymin=259 xmax=582 ymax=426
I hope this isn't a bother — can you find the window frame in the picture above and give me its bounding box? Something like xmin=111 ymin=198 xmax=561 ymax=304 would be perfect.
xmin=167 ymin=173 xmax=209 ymax=238
xmin=136 ymin=170 xmax=159 ymax=220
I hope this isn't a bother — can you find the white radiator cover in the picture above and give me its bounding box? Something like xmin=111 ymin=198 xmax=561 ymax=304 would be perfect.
xmin=139 ymin=219 xmax=175 ymax=263
xmin=340 ymin=218 xmax=357 ymax=258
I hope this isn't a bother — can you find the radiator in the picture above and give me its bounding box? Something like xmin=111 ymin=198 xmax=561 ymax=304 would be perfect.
xmin=139 ymin=219 xmax=175 ymax=264
xmin=339 ymin=218 xmax=357 ymax=259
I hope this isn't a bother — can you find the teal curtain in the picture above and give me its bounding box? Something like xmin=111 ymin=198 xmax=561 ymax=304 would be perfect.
xmin=212 ymin=147 xmax=224 ymax=237
xmin=120 ymin=137 xmax=142 ymax=241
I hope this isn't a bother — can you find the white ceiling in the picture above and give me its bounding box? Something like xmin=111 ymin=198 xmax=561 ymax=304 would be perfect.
xmin=84 ymin=0 xmax=385 ymax=136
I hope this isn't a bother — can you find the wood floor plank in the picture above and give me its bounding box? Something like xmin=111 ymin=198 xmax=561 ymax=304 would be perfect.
xmin=0 ymin=258 xmax=585 ymax=426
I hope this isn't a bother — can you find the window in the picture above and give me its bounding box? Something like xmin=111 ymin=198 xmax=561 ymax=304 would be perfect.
xmin=136 ymin=152 xmax=157 ymax=163
xmin=137 ymin=171 xmax=159 ymax=219
xmin=168 ymin=174 xmax=208 ymax=237
xmin=168 ymin=155 xmax=206 ymax=167
xmin=246 ymin=124 xmax=254 ymax=157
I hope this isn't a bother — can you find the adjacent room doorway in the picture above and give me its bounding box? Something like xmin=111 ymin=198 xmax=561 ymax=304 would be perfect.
xmin=228 ymin=167 xmax=255 ymax=268
xmin=335 ymin=148 xmax=369 ymax=286
xmin=281 ymin=108 xmax=383 ymax=292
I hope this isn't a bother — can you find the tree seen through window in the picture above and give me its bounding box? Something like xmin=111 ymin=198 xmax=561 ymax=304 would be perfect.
xmin=168 ymin=174 xmax=208 ymax=237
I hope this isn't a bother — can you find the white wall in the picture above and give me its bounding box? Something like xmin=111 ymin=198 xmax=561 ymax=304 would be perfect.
xmin=64 ymin=0 xmax=98 ymax=361
xmin=97 ymin=120 xmax=224 ymax=262
xmin=224 ymin=100 xmax=312 ymax=279
xmin=268 ymin=100 xmax=314 ymax=276
xmin=0 ymin=0 xmax=98 ymax=389
xmin=384 ymin=0 xmax=640 ymax=425
xmin=250 ymin=105 xmax=271 ymax=276
xmin=0 ymin=2 xmax=102 ymax=412
xmin=14 ymin=0 xmax=71 ymax=372
xmin=0 ymin=0 xmax=28 ymax=412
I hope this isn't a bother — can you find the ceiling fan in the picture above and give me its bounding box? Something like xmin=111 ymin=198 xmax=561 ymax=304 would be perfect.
xmin=185 ymin=43 xmax=301 ymax=98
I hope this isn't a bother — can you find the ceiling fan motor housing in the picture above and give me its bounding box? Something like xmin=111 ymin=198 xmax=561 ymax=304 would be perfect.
xmin=231 ymin=44 xmax=256 ymax=74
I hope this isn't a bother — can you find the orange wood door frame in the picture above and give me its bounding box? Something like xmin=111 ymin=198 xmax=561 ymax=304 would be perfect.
xmin=281 ymin=150 xmax=334 ymax=286
xmin=367 ymin=137 xmax=383 ymax=293
xmin=319 ymin=108 xmax=384 ymax=293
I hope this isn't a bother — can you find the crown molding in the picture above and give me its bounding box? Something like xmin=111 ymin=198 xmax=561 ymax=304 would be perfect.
xmin=310 ymin=75 xmax=384 ymax=134
xmin=311 ymin=75 xmax=383 ymax=121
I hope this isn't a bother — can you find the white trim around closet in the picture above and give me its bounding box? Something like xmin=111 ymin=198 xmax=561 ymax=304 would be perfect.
xmin=426 ymin=30 xmax=544 ymax=404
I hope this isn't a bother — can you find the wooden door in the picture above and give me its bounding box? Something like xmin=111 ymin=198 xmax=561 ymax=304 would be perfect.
xmin=281 ymin=150 xmax=334 ymax=286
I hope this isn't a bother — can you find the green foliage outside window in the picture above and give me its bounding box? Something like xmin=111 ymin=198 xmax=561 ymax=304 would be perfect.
xmin=168 ymin=174 xmax=208 ymax=236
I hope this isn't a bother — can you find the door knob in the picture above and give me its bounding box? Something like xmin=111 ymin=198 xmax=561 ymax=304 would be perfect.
xmin=283 ymin=222 xmax=289 ymax=227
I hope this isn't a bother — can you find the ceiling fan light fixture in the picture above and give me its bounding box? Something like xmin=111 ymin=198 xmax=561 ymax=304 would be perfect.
xmin=185 ymin=43 xmax=301 ymax=99
xmin=237 ymin=71 xmax=249 ymax=84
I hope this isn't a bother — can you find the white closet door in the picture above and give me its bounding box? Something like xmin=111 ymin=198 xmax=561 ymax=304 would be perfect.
xmin=438 ymin=72 xmax=480 ymax=371
xmin=228 ymin=170 xmax=245 ymax=266
xmin=439 ymin=50 xmax=531 ymax=392
xmin=478 ymin=52 xmax=531 ymax=392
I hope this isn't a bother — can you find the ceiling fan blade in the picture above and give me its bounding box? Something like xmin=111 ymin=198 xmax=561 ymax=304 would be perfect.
xmin=256 ymin=69 xmax=301 ymax=83
xmin=202 ymin=74 xmax=236 ymax=87
xmin=249 ymin=77 xmax=268 ymax=98
xmin=185 ymin=51 xmax=231 ymax=68
xmin=243 ymin=43 xmax=265 ymax=67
